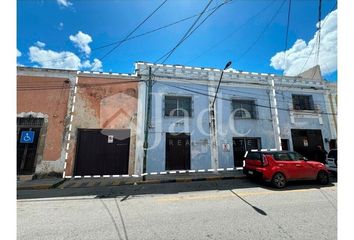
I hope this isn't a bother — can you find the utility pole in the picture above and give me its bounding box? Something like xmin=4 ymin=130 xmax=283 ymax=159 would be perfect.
xmin=143 ymin=67 xmax=152 ymax=180
xmin=210 ymin=61 xmax=232 ymax=172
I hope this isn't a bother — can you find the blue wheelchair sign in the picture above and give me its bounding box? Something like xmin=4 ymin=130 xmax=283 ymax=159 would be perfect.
xmin=20 ymin=131 xmax=35 ymax=144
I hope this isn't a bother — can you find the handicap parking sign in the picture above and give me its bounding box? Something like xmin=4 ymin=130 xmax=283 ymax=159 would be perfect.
xmin=20 ymin=131 xmax=35 ymax=143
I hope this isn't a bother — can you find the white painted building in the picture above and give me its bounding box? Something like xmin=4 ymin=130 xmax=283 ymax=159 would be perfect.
xmin=135 ymin=62 xmax=337 ymax=174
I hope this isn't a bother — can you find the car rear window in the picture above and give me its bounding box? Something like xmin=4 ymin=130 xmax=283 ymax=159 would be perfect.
xmin=272 ymin=152 xmax=291 ymax=161
xmin=245 ymin=152 xmax=261 ymax=160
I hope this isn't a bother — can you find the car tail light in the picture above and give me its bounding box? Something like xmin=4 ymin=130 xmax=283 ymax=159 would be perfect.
xmin=262 ymin=155 xmax=269 ymax=166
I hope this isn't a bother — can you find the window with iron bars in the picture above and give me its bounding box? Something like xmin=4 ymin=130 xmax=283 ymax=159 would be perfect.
xmin=292 ymin=94 xmax=315 ymax=110
xmin=164 ymin=96 xmax=192 ymax=117
xmin=232 ymin=100 xmax=257 ymax=119
xmin=17 ymin=117 xmax=44 ymax=127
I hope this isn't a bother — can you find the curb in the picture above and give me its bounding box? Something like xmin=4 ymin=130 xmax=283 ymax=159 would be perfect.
xmin=138 ymin=175 xmax=247 ymax=185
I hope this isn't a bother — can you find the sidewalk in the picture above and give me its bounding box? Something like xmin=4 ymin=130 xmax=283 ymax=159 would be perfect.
xmin=16 ymin=170 xmax=246 ymax=190
xmin=57 ymin=170 xmax=246 ymax=189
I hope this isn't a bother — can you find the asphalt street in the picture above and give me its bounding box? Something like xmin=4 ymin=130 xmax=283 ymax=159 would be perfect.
xmin=17 ymin=179 xmax=337 ymax=240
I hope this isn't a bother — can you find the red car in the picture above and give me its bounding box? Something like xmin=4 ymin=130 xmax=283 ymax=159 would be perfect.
xmin=243 ymin=150 xmax=330 ymax=188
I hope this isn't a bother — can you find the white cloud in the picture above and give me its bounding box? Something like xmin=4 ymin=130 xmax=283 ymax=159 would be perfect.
xmin=28 ymin=44 xmax=103 ymax=71
xmin=69 ymin=31 xmax=92 ymax=55
xmin=29 ymin=46 xmax=81 ymax=70
xmin=35 ymin=41 xmax=46 ymax=48
xmin=91 ymin=59 xmax=103 ymax=71
xmin=17 ymin=49 xmax=22 ymax=57
xmin=57 ymin=0 xmax=72 ymax=7
xmin=270 ymin=9 xmax=337 ymax=76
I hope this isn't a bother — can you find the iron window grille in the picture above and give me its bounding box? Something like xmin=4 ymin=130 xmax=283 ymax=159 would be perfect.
xmin=292 ymin=94 xmax=315 ymax=110
xmin=17 ymin=117 xmax=44 ymax=127
xmin=164 ymin=96 xmax=192 ymax=117
xmin=232 ymin=100 xmax=257 ymax=119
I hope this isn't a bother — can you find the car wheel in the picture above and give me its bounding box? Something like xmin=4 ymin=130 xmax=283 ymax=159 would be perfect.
xmin=317 ymin=171 xmax=329 ymax=185
xmin=271 ymin=172 xmax=286 ymax=188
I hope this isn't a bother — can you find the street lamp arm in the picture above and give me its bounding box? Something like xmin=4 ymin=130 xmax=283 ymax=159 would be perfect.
xmin=211 ymin=61 xmax=232 ymax=107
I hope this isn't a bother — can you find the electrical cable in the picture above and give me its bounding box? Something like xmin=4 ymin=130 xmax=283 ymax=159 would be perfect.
xmin=282 ymin=0 xmax=292 ymax=72
xmin=97 ymin=0 xmax=169 ymax=64
xmin=17 ymin=80 xmax=144 ymax=91
xmin=275 ymin=0 xmax=337 ymax=103
xmin=155 ymin=80 xmax=337 ymax=116
xmin=236 ymin=0 xmax=287 ymax=63
xmin=92 ymin=2 xmax=231 ymax=51
xmin=23 ymin=0 xmax=230 ymax=70
xmin=138 ymin=0 xmax=231 ymax=76
xmin=155 ymin=0 xmax=215 ymax=66
xmin=186 ymin=0 xmax=277 ymax=65
xmin=315 ymin=0 xmax=322 ymax=66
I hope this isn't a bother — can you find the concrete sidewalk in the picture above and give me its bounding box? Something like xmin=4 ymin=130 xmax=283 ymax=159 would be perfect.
xmin=17 ymin=170 xmax=247 ymax=190
xmin=17 ymin=178 xmax=66 ymax=190
xmin=58 ymin=170 xmax=246 ymax=189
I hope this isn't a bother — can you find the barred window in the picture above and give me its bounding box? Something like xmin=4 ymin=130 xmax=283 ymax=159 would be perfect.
xmin=165 ymin=96 xmax=192 ymax=117
xmin=232 ymin=100 xmax=256 ymax=119
xmin=292 ymin=95 xmax=315 ymax=110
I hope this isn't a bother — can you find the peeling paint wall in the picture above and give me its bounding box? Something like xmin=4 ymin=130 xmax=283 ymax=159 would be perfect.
xmin=17 ymin=73 xmax=73 ymax=174
xmin=65 ymin=74 xmax=138 ymax=176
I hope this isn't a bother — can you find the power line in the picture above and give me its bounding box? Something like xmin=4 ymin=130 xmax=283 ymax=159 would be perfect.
xmin=140 ymin=0 xmax=232 ymax=76
xmin=236 ymin=0 xmax=287 ymax=63
xmin=24 ymin=1 xmax=229 ymax=70
xmin=294 ymin=0 xmax=337 ymax=78
xmin=97 ymin=0 xmax=169 ymax=64
xmin=283 ymin=0 xmax=292 ymax=71
xmin=155 ymin=80 xmax=337 ymax=116
xmin=155 ymin=0 xmax=215 ymax=66
xmin=186 ymin=0 xmax=277 ymax=65
xmin=149 ymin=74 xmax=335 ymax=109
xmin=91 ymin=3 xmax=230 ymax=52
xmin=277 ymin=0 xmax=337 ymax=103
xmin=25 ymin=0 xmax=169 ymax=68
xmin=17 ymin=80 xmax=143 ymax=91
xmin=315 ymin=0 xmax=323 ymax=65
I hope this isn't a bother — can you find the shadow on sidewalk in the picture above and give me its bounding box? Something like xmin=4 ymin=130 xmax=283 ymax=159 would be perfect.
xmin=17 ymin=176 xmax=336 ymax=200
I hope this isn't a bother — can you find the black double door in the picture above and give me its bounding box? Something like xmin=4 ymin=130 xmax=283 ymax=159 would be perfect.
xmin=74 ymin=129 xmax=130 ymax=175
xmin=166 ymin=133 xmax=191 ymax=170
xmin=233 ymin=137 xmax=261 ymax=167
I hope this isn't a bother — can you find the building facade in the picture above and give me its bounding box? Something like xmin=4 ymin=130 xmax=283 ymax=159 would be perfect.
xmin=17 ymin=67 xmax=76 ymax=177
xmin=135 ymin=62 xmax=337 ymax=174
xmin=17 ymin=67 xmax=138 ymax=178
xmin=17 ymin=63 xmax=337 ymax=178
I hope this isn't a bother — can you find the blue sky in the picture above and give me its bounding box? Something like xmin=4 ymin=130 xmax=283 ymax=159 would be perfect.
xmin=17 ymin=0 xmax=337 ymax=81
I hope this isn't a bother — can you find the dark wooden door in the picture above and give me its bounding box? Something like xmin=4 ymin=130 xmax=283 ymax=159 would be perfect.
xmin=74 ymin=129 xmax=130 ymax=175
xmin=166 ymin=133 xmax=190 ymax=170
xmin=233 ymin=137 xmax=261 ymax=167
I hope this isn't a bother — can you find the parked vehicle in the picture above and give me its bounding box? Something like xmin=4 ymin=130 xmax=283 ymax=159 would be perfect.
xmin=325 ymin=149 xmax=337 ymax=174
xmin=243 ymin=150 xmax=330 ymax=188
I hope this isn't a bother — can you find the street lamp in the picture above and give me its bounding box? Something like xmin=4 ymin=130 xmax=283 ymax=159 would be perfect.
xmin=211 ymin=61 xmax=232 ymax=107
